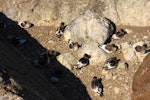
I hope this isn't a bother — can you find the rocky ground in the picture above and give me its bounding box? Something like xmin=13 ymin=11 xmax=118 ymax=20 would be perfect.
xmin=0 ymin=23 xmax=150 ymax=100
xmin=19 ymin=25 xmax=150 ymax=100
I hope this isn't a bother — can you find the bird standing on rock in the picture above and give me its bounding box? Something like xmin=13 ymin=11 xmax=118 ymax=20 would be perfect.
xmin=99 ymin=44 xmax=118 ymax=53
xmin=111 ymin=29 xmax=127 ymax=40
xmin=18 ymin=21 xmax=34 ymax=29
xmin=103 ymin=57 xmax=120 ymax=70
xmin=56 ymin=22 xmax=67 ymax=38
xmin=133 ymin=43 xmax=149 ymax=54
xmin=75 ymin=54 xmax=91 ymax=70
xmin=68 ymin=39 xmax=81 ymax=51
xmin=91 ymin=76 xmax=104 ymax=97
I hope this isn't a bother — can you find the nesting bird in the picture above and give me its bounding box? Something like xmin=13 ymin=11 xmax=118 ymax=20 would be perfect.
xmin=32 ymin=51 xmax=50 ymax=67
xmin=48 ymin=50 xmax=60 ymax=59
xmin=102 ymin=57 xmax=120 ymax=70
xmin=56 ymin=22 xmax=67 ymax=38
xmin=7 ymin=35 xmax=27 ymax=47
xmin=91 ymin=76 xmax=104 ymax=97
xmin=111 ymin=29 xmax=127 ymax=40
xmin=18 ymin=21 xmax=34 ymax=29
xmin=50 ymin=70 xmax=63 ymax=84
xmin=99 ymin=44 xmax=118 ymax=53
xmin=68 ymin=39 xmax=81 ymax=51
xmin=133 ymin=43 xmax=149 ymax=54
xmin=75 ymin=54 xmax=91 ymax=70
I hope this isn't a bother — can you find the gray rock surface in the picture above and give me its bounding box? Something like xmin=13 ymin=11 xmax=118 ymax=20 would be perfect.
xmin=0 ymin=0 xmax=150 ymax=26
xmin=57 ymin=53 xmax=76 ymax=70
xmin=121 ymin=42 xmax=138 ymax=63
xmin=77 ymin=43 xmax=109 ymax=65
xmin=63 ymin=11 xmax=115 ymax=45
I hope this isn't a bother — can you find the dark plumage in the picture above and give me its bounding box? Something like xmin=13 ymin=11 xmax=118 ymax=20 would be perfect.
xmin=56 ymin=22 xmax=67 ymax=38
xmin=103 ymin=57 xmax=120 ymax=70
xmin=48 ymin=50 xmax=60 ymax=59
xmin=75 ymin=54 xmax=91 ymax=69
xmin=99 ymin=44 xmax=118 ymax=53
xmin=68 ymin=39 xmax=81 ymax=51
xmin=32 ymin=52 xmax=50 ymax=67
xmin=134 ymin=44 xmax=148 ymax=54
xmin=111 ymin=29 xmax=127 ymax=40
xmin=91 ymin=76 xmax=104 ymax=97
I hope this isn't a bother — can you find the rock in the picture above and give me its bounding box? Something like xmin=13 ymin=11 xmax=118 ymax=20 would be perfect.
xmin=63 ymin=10 xmax=115 ymax=45
xmin=102 ymin=70 xmax=112 ymax=80
xmin=114 ymin=87 xmax=120 ymax=94
xmin=0 ymin=92 xmax=24 ymax=100
xmin=132 ymin=54 xmax=150 ymax=100
xmin=121 ymin=42 xmax=138 ymax=63
xmin=77 ymin=43 xmax=109 ymax=65
xmin=0 ymin=0 xmax=150 ymax=26
xmin=57 ymin=53 xmax=76 ymax=70
xmin=117 ymin=62 xmax=128 ymax=70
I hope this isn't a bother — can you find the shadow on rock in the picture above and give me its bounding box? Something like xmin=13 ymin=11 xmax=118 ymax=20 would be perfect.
xmin=0 ymin=12 xmax=91 ymax=100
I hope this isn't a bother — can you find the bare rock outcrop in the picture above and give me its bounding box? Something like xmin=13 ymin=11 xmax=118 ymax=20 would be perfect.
xmin=132 ymin=54 xmax=150 ymax=100
xmin=57 ymin=53 xmax=76 ymax=70
xmin=0 ymin=0 xmax=150 ymax=26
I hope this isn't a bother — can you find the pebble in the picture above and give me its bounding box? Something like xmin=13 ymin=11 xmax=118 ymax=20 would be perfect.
xmin=143 ymin=36 xmax=148 ymax=39
xmin=117 ymin=62 xmax=127 ymax=70
xmin=48 ymin=40 xmax=54 ymax=43
xmin=133 ymin=35 xmax=137 ymax=38
xmin=114 ymin=87 xmax=120 ymax=94
xmin=125 ymin=29 xmax=133 ymax=34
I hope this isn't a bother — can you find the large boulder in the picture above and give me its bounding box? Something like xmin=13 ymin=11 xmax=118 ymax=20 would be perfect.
xmin=77 ymin=43 xmax=109 ymax=65
xmin=63 ymin=11 xmax=115 ymax=45
xmin=132 ymin=54 xmax=150 ymax=100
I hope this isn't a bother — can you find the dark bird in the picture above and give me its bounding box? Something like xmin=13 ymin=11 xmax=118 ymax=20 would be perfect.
xmin=91 ymin=76 xmax=104 ymax=97
xmin=68 ymin=39 xmax=81 ymax=51
xmin=111 ymin=29 xmax=127 ymax=40
xmin=32 ymin=51 xmax=50 ymax=67
xmin=133 ymin=43 xmax=149 ymax=54
xmin=75 ymin=54 xmax=91 ymax=69
xmin=99 ymin=44 xmax=118 ymax=53
xmin=48 ymin=50 xmax=60 ymax=59
xmin=56 ymin=22 xmax=67 ymax=38
xmin=7 ymin=35 xmax=27 ymax=47
xmin=103 ymin=57 xmax=120 ymax=70
xmin=18 ymin=21 xmax=34 ymax=29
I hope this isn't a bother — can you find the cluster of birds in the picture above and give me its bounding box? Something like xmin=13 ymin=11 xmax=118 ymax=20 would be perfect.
xmin=1 ymin=20 xmax=150 ymax=97
xmin=55 ymin=22 xmax=150 ymax=96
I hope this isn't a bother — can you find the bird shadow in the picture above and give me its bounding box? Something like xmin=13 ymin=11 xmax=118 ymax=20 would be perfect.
xmin=0 ymin=12 xmax=92 ymax=100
